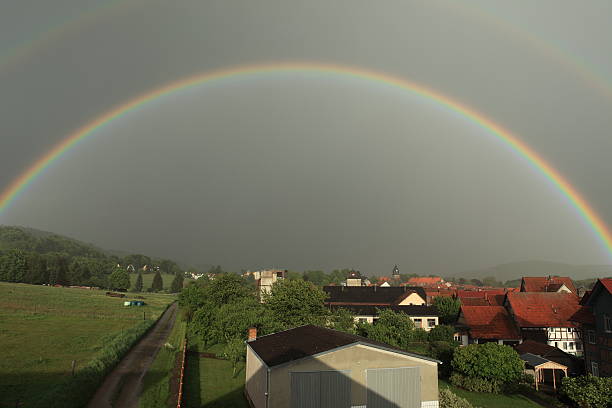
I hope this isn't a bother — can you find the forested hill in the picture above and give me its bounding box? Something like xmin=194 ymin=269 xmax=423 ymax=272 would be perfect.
xmin=0 ymin=225 xmax=109 ymax=259
xmin=0 ymin=225 xmax=183 ymax=289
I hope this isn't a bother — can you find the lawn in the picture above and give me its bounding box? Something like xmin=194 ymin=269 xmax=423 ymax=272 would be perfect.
xmin=183 ymin=342 xmax=249 ymax=408
xmin=439 ymin=379 xmax=544 ymax=408
xmin=0 ymin=282 xmax=176 ymax=407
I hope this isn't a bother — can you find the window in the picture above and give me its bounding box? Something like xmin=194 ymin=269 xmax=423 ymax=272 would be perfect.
xmin=562 ymin=342 xmax=567 ymax=350
xmin=567 ymin=328 xmax=572 ymax=332
xmin=577 ymin=342 xmax=582 ymax=350
xmin=427 ymin=318 xmax=436 ymax=328
xmin=555 ymin=342 xmax=558 ymax=348
xmin=605 ymin=314 xmax=612 ymax=333
xmin=413 ymin=318 xmax=422 ymax=328
xmin=568 ymin=342 xmax=574 ymax=350
xmin=591 ymin=362 xmax=599 ymax=377
xmin=588 ymin=330 xmax=596 ymax=344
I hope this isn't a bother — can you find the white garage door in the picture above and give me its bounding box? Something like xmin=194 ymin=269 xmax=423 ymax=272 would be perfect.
xmin=366 ymin=367 xmax=420 ymax=408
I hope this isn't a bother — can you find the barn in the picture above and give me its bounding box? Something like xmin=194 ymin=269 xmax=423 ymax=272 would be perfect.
xmin=245 ymin=325 xmax=440 ymax=408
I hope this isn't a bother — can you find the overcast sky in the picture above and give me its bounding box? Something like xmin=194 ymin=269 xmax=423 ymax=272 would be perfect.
xmin=1 ymin=0 xmax=611 ymax=275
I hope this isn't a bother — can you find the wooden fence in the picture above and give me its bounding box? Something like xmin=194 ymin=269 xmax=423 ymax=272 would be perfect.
xmin=177 ymin=337 xmax=187 ymax=408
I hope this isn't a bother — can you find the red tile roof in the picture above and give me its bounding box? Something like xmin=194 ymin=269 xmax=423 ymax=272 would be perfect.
xmin=408 ymin=277 xmax=443 ymax=285
xmin=506 ymin=292 xmax=581 ymax=328
xmin=461 ymin=297 xmax=489 ymax=306
xmin=601 ymin=278 xmax=612 ymax=295
xmin=461 ymin=306 xmax=520 ymax=340
xmin=569 ymin=306 xmax=595 ymax=325
xmin=521 ymin=276 xmax=576 ymax=294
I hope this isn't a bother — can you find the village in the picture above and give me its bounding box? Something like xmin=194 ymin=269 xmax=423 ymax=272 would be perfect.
xmin=235 ymin=268 xmax=612 ymax=407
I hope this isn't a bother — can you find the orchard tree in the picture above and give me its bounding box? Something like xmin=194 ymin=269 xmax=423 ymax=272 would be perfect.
xmin=427 ymin=324 xmax=456 ymax=342
xmin=150 ymin=270 xmax=164 ymax=292
xmin=263 ymin=279 xmax=328 ymax=328
xmin=220 ymin=337 xmax=246 ymax=378
xmin=109 ymin=267 xmax=130 ymax=291
xmin=133 ymin=272 xmax=144 ymax=292
xmin=433 ymin=296 xmax=461 ymax=324
xmin=561 ymin=375 xmax=612 ymax=408
xmin=329 ymin=308 xmax=356 ymax=333
xmin=170 ymin=271 xmax=184 ymax=293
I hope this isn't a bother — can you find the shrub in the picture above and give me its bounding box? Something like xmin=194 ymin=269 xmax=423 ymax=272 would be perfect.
xmin=428 ymin=324 xmax=456 ymax=342
xmin=451 ymin=343 xmax=523 ymax=392
xmin=439 ymin=387 xmax=474 ymax=408
xmin=450 ymin=373 xmax=502 ymax=393
xmin=560 ymin=375 xmax=612 ymax=408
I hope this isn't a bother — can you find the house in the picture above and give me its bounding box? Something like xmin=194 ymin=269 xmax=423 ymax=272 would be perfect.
xmin=505 ymin=292 xmax=583 ymax=356
xmin=324 ymin=286 xmax=439 ymax=330
xmin=571 ymin=278 xmax=612 ymax=376
xmin=346 ymin=270 xmax=365 ymax=286
xmin=245 ymin=325 xmax=440 ymax=408
xmin=456 ymin=306 xmax=521 ymax=346
xmin=254 ymin=269 xmax=286 ymax=300
xmin=520 ymin=276 xmax=576 ymax=294
xmin=456 ymin=290 xmax=506 ymax=306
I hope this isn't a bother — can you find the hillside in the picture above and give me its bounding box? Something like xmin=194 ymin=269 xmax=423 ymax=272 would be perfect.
xmin=455 ymin=260 xmax=612 ymax=282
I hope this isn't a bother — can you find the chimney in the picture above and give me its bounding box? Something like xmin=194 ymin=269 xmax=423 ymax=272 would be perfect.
xmin=248 ymin=327 xmax=257 ymax=342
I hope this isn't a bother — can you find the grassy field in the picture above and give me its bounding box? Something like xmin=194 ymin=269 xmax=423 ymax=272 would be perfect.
xmin=183 ymin=342 xmax=249 ymax=408
xmin=439 ymin=380 xmax=544 ymax=408
xmin=129 ymin=273 xmax=194 ymax=291
xmin=139 ymin=309 xmax=187 ymax=408
xmin=0 ymin=282 xmax=175 ymax=407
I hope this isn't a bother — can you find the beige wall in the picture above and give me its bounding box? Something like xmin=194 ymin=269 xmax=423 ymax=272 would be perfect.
xmin=268 ymin=344 xmax=438 ymax=407
xmin=245 ymin=345 xmax=268 ymax=408
xmin=353 ymin=315 xmax=439 ymax=331
xmin=398 ymin=293 xmax=426 ymax=305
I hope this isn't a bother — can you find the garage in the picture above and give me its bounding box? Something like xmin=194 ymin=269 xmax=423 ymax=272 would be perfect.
xmin=245 ymin=325 xmax=440 ymax=408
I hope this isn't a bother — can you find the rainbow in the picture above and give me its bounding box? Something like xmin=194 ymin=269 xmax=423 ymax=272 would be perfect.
xmin=1 ymin=61 xmax=611 ymax=258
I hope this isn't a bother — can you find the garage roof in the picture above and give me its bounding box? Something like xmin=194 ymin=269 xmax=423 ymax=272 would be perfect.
xmin=248 ymin=324 xmax=441 ymax=367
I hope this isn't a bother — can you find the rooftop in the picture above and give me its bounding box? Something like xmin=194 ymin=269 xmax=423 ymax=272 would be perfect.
xmin=521 ymin=276 xmax=576 ymax=294
xmin=506 ymin=292 xmax=581 ymax=328
xmin=247 ymin=324 xmax=440 ymax=367
xmin=460 ymin=306 xmax=520 ymax=339
xmin=324 ymin=285 xmax=427 ymax=305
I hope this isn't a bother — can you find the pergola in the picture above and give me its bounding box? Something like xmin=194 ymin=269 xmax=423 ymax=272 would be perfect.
xmin=520 ymin=353 xmax=568 ymax=391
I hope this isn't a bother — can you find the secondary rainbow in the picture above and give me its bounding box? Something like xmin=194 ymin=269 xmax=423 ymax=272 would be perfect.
xmin=1 ymin=61 xmax=611 ymax=258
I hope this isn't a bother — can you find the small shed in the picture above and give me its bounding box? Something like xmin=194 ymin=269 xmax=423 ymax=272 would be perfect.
xmin=520 ymin=353 xmax=568 ymax=391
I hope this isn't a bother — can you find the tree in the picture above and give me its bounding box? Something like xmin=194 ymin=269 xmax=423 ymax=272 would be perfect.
xmin=329 ymin=308 xmax=356 ymax=333
xmin=109 ymin=267 xmax=130 ymax=291
xmin=170 ymin=271 xmax=184 ymax=293
xmin=212 ymin=297 xmax=276 ymax=343
xmin=150 ymin=270 xmax=164 ymax=292
xmin=263 ymin=279 xmax=328 ymax=329
xmin=159 ymin=259 xmax=180 ymax=274
xmin=0 ymin=249 xmax=28 ymax=282
xmin=47 ymin=253 xmax=69 ymax=286
xmin=359 ymin=309 xmax=415 ymax=349
xmin=428 ymin=324 xmax=456 ymax=342
xmin=560 ymin=375 xmax=612 ymax=408
xmin=433 ymin=296 xmax=461 ymax=324
xmin=178 ymin=283 xmax=208 ymax=311
xmin=133 ymin=272 xmax=143 ymax=292
xmin=201 ymin=273 xmax=252 ymax=307
xmin=219 ymin=337 xmax=246 ymax=378
xmin=451 ymin=343 xmax=523 ymax=393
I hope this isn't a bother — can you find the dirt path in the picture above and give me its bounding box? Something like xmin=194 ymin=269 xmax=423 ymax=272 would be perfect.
xmin=87 ymin=302 xmax=178 ymax=408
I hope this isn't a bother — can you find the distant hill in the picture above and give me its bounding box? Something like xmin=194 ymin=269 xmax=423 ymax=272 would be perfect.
xmin=454 ymin=260 xmax=612 ymax=282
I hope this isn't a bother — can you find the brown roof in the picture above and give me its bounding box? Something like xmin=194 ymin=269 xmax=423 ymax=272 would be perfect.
xmin=324 ymin=286 xmax=427 ymax=305
xmin=506 ymin=292 xmax=581 ymax=328
xmin=248 ymin=325 xmax=440 ymax=367
xmin=460 ymin=306 xmax=520 ymax=340
xmin=520 ymin=276 xmax=576 ymax=294
xmin=514 ymin=340 xmax=572 ymax=358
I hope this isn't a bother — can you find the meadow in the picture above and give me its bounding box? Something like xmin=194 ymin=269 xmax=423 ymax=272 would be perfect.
xmin=0 ymin=282 xmax=175 ymax=407
xmin=129 ymin=272 xmax=194 ymax=290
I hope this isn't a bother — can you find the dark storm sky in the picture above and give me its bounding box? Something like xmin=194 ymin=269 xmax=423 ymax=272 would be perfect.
xmin=1 ymin=0 xmax=612 ymax=274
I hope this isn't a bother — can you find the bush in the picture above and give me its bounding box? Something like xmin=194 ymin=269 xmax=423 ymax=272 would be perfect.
xmin=560 ymin=375 xmax=612 ymax=408
xmin=439 ymin=387 xmax=474 ymax=408
xmin=450 ymin=373 xmax=502 ymax=393
xmin=451 ymin=343 xmax=523 ymax=392
xmin=428 ymin=324 xmax=455 ymax=342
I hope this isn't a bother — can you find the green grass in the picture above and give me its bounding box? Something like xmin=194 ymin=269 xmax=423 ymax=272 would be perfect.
xmin=139 ymin=310 xmax=187 ymax=408
xmin=130 ymin=273 xmax=194 ymax=291
xmin=439 ymin=380 xmax=544 ymax=408
xmin=183 ymin=342 xmax=249 ymax=408
xmin=0 ymin=282 xmax=175 ymax=407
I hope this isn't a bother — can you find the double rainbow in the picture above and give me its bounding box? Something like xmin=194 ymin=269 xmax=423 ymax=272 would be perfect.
xmin=1 ymin=62 xmax=610 ymax=257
